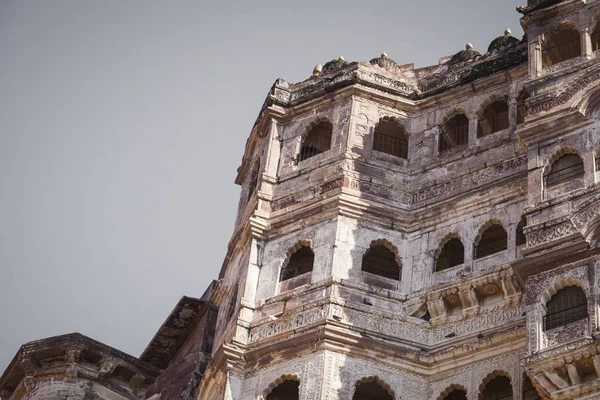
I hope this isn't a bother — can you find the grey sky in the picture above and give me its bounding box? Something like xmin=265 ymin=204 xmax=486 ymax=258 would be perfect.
xmin=0 ymin=0 xmax=523 ymax=371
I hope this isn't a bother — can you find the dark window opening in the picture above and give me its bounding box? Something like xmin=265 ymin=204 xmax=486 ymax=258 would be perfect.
xmin=478 ymin=101 xmax=509 ymax=137
xmin=545 ymin=154 xmax=584 ymax=188
xmin=266 ymin=380 xmax=300 ymax=400
xmin=544 ymin=285 xmax=588 ymax=331
xmin=443 ymin=389 xmax=467 ymax=400
xmin=281 ymin=246 xmax=314 ymax=282
xmin=595 ymin=152 xmax=600 ymax=172
xmin=373 ymin=119 xmax=409 ymax=159
xmin=523 ymin=375 xmax=542 ymax=400
xmin=352 ymin=381 xmax=393 ymax=400
xmin=516 ymin=216 xmax=527 ymax=247
xmin=475 ymin=225 xmax=508 ymax=259
xmin=440 ymin=114 xmax=469 ymax=153
xmin=298 ymin=121 xmax=332 ymax=162
xmin=592 ymin=24 xmax=600 ymax=52
xmin=517 ymin=91 xmax=529 ymax=125
xmin=542 ymin=27 xmax=581 ymax=68
xmin=362 ymin=244 xmax=401 ymax=280
xmin=480 ymin=376 xmax=513 ymax=400
xmin=436 ymin=238 xmax=465 ymax=272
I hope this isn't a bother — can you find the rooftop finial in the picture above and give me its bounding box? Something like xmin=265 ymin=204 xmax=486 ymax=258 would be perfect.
xmin=505 ymin=28 xmax=512 ymax=36
xmin=466 ymin=43 xmax=473 ymax=50
xmin=381 ymin=52 xmax=388 ymax=59
xmin=312 ymin=64 xmax=322 ymax=76
xmin=338 ymin=56 xmax=345 ymax=62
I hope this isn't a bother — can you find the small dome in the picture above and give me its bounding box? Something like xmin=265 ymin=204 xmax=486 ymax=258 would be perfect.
xmin=448 ymin=44 xmax=482 ymax=64
xmin=322 ymin=56 xmax=348 ymax=73
xmin=487 ymin=29 xmax=520 ymax=54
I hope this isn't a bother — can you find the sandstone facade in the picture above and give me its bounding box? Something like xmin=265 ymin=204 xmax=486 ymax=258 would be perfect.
xmin=4 ymin=1 xmax=600 ymax=399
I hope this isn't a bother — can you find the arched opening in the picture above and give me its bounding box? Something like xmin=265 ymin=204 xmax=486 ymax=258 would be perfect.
xmin=475 ymin=224 xmax=508 ymax=259
xmin=443 ymin=389 xmax=467 ymax=400
xmin=436 ymin=237 xmax=465 ymax=272
xmin=281 ymin=246 xmax=314 ymax=282
xmin=516 ymin=216 xmax=527 ymax=247
xmin=440 ymin=114 xmax=469 ymax=153
xmin=373 ymin=118 xmax=409 ymax=159
xmin=542 ymin=26 xmax=581 ymax=68
xmin=266 ymin=380 xmax=300 ymax=400
xmin=480 ymin=376 xmax=513 ymax=400
xmin=544 ymin=285 xmax=588 ymax=330
xmin=352 ymin=381 xmax=393 ymax=400
xmin=545 ymin=153 xmax=584 ymax=189
xmin=522 ymin=374 xmax=541 ymax=400
xmin=517 ymin=90 xmax=529 ymax=125
xmin=362 ymin=243 xmax=401 ymax=280
xmin=477 ymin=100 xmax=509 ymax=137
xmin=298 ymin=121 xmax=333 ymax=162
xmin=592 ymin=22 xmax=600 ymax=52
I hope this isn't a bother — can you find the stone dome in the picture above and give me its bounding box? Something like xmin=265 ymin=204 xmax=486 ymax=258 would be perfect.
xmin=487 ymin=29 xmax=520 ymax=54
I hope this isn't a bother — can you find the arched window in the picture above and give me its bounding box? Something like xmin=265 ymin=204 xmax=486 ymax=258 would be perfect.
xmin=545 ymin=153 xmax=584 ymax=188
xmin=480 ymin=376 xmax=513 ymax=400
xmin=516 ymin=216 xmax=527 ymax=247
xmin=475 ymin=224 xmax=508 ymax=259
xmin=592 ymin=22 xmax=600 ymax=52
xmin=373 ymin=118 xmax=409 ymax=159
xmin=440 ymin=114 xmax=469 ymax=153
xmin=436 ymin=237 xmax=465 ymax=272
xmin=362 ymin=243 xmax=401 ymax=280
xmin=443 ymin=389 xmax=467 ymax=400
xmin=353 ymin=381 xmax=393 ymax=400
xmin=298 ymin=121 xmax=333 ymax=162
xmin=542 ymin=26 xmax=581 ymax=68
xmin=544 ymin=285 xmax=588 ymax=331
xmin=523 ymin=374 xmax=541 ymax=400
xmin=517 ymin=90 xmax=529 ymax=125
xmin=266 ymin=380 xmax=300 ymax=400
xmin=477 ymin=100 xmax=509 ymax=137
xmin=281 ymin=246 xmax=314 ymax=282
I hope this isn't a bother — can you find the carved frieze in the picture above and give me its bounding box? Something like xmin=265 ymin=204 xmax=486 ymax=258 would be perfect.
xmin=528 ymin=69 xmax=600 ymax=115
xmin=525 ymin=219 xmax=577 ymax=247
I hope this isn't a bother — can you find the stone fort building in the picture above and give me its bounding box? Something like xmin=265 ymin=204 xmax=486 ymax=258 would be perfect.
xmin=4 ymin=0 xmax=600 ymax=398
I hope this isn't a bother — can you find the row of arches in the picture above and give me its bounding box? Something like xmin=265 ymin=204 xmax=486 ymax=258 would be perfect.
xmin=264 ymin=371 xmax=533 ymax=400
xmin=296 ymin=95 xmax=526 ymax=164
xmin=280 ymin=218 xmax=524 ymax=287
xmin=540 ymin=22 xmax=600 ymax=68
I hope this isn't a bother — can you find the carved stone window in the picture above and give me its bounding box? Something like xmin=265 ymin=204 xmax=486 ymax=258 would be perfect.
xmin=475 ymin=224 xmax=508 ymax=259
xmin=544 ymin=285 xmax=588 ymax=331
xmin=439 ymin=114 xmax=469 ymax=153
xmin=516 ymin=216 xmax=527 ymax=247
xmin=480 ymin=376 xmax=513 ymax=400
xmin=523 ymin=374 xmax=542 ymax=400
xmin=298 ymin=121 xmax=332 ymax=162
xmin=362 ymin=243 xmax=401 ymax=280
xmin=281 ymin=246 xmax=314 ymax=282
xmin=478 ymin=101 xmax=509 ymax=137
xmin=352 ymin=381 xmax=393 ymax=400
xmin=373 ymin=118 xmax=409 ymax=159
xmin=436 ymin=237 xmax=465 ymax=272
xmin=266 ymin=380 xmax=299 ymax=400
xmin=542 ymin=26 xmax=581 ymax=68
xmin=517 ymin=90 xmax=529 ymax=125
xmin=443 ymin=389 xmax=467 ymax=400
xmin=545 ymin=153 xmax=584 ymax=188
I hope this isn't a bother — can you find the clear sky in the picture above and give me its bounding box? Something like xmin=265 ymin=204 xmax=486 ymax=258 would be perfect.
xmin=0 ymin=0 xmax=523 ymax=371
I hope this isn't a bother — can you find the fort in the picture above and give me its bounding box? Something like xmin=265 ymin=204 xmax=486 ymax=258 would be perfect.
xmin=4 ymin=0 xmax=600 ymax=398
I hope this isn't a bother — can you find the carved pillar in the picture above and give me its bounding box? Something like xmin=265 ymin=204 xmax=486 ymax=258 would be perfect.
xmin=242 ymin=238 xmax=262 ymax=307
xmin=262 ymin=119 xmax=281 ymax=184
xmin=529 ymin=37 xmax=543 ymax=78
xmin=427 ymin=294 xmax=447 ymax=322
xmin=458 ymin=285 xmax=479 ymax=316
xmin=582 ymin=26 xmax=593 ymax=60
xmin=468 ymin=112 xmax=478 ymax=146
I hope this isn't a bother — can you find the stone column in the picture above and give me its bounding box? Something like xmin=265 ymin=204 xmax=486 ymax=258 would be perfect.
xmin=582 ymin=26 xmax=593 ymax=60
xmin=529 ymin=36 xmax=543 ymax=78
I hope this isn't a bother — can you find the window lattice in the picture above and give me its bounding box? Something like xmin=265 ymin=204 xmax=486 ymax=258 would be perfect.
xmin=298 ymin=121 xmax=332 ymax=162
xmin=545 ymin=154 xmax=584 ymax=188
xmin=373 ymin=119 xmax=408 ymax=159
xmin=544 ymin=285 xmax=588 ymax=331
xmin=440 ymin=114 xmax=469 ymax=153
xmin=362 ymin=244 xmax=401 ymax=280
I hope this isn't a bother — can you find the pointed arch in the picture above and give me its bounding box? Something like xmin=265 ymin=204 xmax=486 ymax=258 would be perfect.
xmin=478 ymin=370 xmax=513 ymax=396
xmin=440 ymin=112 xmax=469 ymax=153
xmin=280 ymin=241 xmax=314 ymax=282
xmin=435 ymin=234 xmax=465 ymax=272
xmin=264 ymin=374 xmax=301 ymax=400
xmin=352 ymin=376 xmax=395 ymax=400
xmin=362 ymin=239 xmax=402 ymax=280
xmin=474 ymin=220 xmax=508 ymax=259
xmin=543 ymin=284 xmax=588 ymax=331
xmin=477 ymin=96 xmax=509 ymax=137
xmin=542 ymin=24 xmax=581 ymax=68
xmin=373 ymin=116 xmax=409 ymax=159
xmin=437 ymin=384 xmax=468 ymax=400
xmin=298 ymin=118 xmax=332 ymax=162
